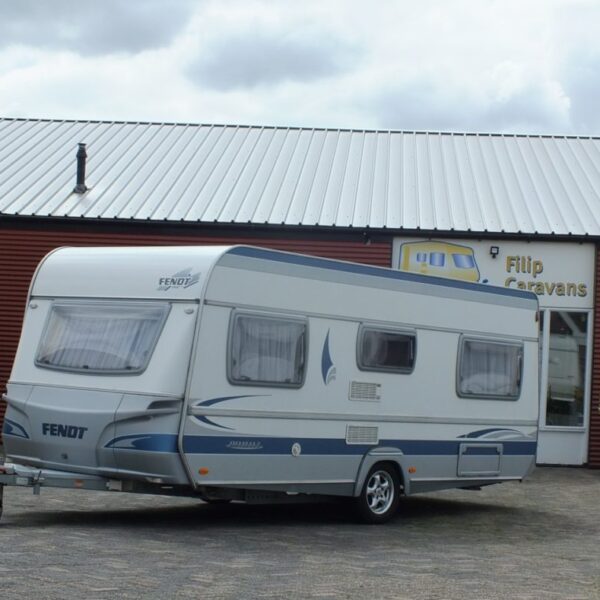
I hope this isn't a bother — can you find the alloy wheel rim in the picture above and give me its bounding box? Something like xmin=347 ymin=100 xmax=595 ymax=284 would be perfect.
xmin=366 ymin=470 xmax=394 ymax=515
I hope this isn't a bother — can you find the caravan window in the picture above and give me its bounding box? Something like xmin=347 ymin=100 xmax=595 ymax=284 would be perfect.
xmin=457 ymin=338 xmax=523 ymax=400
xmin=35 ymin=302 xmax=169 ymax=375
xmin=357 ymin=326 xmax=416 ymax=373
xmin=228 ymin=313 xmax=307 ymax=387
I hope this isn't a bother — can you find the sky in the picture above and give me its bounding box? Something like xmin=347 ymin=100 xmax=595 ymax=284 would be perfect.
xmin=0 ymin=0 xmax=599 ymax=135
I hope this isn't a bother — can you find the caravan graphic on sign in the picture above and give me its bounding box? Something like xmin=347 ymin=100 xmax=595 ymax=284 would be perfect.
xmin=398 ymin=240 xmax=481 ymax=282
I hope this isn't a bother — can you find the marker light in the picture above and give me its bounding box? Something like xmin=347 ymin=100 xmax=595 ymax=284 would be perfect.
xmin=408 ymin=467 xmax=417 ymax=474
xmin=199 ymin=468 xmax=210 ymax=476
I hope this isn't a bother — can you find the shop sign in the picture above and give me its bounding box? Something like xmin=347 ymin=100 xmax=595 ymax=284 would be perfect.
xmin=392 ymin=238 xmax=595 ymax=309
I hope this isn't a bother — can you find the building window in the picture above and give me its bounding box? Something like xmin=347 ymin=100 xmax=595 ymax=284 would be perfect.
xmin=229 ymin=313 xmax=307 ymax=387
xmin=357 ymin=326 xmax=416 ymax=373
xmin=36 ymin=302 xmax=169 ymax=375
xmin=457 ymin=338 xmax=523 ymax=399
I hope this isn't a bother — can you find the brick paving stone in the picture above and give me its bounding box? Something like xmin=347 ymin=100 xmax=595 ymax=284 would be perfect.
xmin=0 ymin=467 xmax=599 ymax=599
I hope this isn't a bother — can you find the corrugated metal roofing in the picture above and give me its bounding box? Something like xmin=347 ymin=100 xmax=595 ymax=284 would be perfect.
xmin=1 ymin=117 xmax=600 ymax=236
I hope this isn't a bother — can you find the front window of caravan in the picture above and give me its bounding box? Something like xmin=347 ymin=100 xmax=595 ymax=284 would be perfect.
xmin=36 ymin=302 xmax=169 ymax=374
xmin=458 ymin=338 xmax=523 ymax=399
xmin=229 ymin=313 xmax=306 ymax=387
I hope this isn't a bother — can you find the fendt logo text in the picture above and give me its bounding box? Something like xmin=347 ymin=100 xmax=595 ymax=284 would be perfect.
xmin=158 ymin=268 xmax=201 ymax=291
xmin=42 ymin=423 xmax=88 ymax=439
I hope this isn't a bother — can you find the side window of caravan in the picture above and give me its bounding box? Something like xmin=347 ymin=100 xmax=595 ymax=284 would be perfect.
xmin=35 ymin=302 xmax=170 ymax=375
xmin=357 ymin=326 xmax=416 ymax=373
xmin=228 ymin=313 xmax=307 ymax=387
xmin=457 ymin=338 xmax=523 ymax=400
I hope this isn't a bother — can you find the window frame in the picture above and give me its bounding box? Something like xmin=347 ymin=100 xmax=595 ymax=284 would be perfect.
xmin=227 ymin=310 xmax=308 ymax=389
xmin=356 ymin=324 xmax=417 ymax=375
xmin=456 ymin=335 xmax=524 ymax=401
xmin=34 ymin=300 xmax=171 ymax=376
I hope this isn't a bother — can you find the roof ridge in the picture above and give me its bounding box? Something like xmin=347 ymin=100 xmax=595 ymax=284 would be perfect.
xmin=0 ymin=117 xmax=598 ymax=140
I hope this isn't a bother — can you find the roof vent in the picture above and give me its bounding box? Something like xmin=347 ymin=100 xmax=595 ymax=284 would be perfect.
xmin=73 ymin=143 xmax=88 ymax=194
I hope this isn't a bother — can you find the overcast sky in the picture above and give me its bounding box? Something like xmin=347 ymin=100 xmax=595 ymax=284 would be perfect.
xmin=0 ymin=0 xmax=599 ymax=135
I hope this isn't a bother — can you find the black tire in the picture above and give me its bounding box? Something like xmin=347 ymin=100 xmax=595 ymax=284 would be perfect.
xmin=355 ymin=463 xmax=401 ymax=524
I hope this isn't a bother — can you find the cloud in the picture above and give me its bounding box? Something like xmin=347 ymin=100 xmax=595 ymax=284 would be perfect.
xmin=187 ymin=28 xmax=359 ymax=90
xmin=365 ymin=79 xmax=570 ymax=134
xmin=483 ymin=84 xmax=570 ymax=133
xmin=561 ymin=56 xmax=600 ymax=133
xmin=0 ymin=0 xmax=599 ymax=137
xmin=0 ymin=0 xmax=196 ymax=56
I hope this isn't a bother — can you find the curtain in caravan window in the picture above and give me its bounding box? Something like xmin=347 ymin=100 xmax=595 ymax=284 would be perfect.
xmin=459 ymin=340 xmax=522 ymax=398
xmin=230 ymin=315 xmax=306 ymax=386
xmin=36 ymin=302 xmax=169 ymax=374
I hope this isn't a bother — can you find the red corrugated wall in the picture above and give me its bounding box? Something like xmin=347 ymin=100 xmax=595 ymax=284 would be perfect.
xmin=588 ymin=244 xmax=600 ymax=467
xmin=3 ymin=226 xmax=599 ymax=465
xmin=0 ymin=224 xmax=392 ymax=440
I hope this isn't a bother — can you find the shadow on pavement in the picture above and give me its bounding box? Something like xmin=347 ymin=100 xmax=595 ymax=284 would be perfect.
xmin=2 ymin=491 xmax=552 ymax=532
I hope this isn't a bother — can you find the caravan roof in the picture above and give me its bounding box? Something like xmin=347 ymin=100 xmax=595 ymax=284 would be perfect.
xmin=31 ymin=245 xmax=538 ymax=309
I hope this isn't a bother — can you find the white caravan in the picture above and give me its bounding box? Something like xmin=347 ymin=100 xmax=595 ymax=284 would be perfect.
xmin=0 ymin=246 xmax=539 ymax=523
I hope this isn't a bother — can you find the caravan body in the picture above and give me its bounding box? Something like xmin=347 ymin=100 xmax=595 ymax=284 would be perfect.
xmin=2 ymin=246 xmax=539 ymax=522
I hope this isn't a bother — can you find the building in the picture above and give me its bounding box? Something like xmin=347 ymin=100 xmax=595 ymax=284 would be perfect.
xmin=0 ymin=117 xmax=598 ymax=466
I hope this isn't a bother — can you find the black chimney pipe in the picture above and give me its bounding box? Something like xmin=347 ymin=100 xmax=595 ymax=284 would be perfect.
xmin=73 ymin=143 xmax=88 ymax=194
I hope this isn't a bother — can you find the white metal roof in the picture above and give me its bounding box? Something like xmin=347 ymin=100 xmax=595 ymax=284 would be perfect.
xmin=1 ymin=117 xmax=600 ymax=237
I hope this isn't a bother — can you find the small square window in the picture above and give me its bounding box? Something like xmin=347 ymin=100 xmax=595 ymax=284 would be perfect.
xmin=357 ymin=326 xmax=416 ymax=374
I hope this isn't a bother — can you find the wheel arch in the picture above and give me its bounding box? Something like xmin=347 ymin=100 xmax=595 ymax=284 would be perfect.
xmin=353 ymin=448 xmax=409 ymax=497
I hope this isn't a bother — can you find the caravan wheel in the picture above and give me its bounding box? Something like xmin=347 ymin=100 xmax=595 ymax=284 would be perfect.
xmin=356 ymin=464 xmax=400 ymax=524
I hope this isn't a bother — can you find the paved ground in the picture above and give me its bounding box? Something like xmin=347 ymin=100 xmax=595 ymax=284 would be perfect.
xmin=0 ymin=467 xmax=599 ymax=599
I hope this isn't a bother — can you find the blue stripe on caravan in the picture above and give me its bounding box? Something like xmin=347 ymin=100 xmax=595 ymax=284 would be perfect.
xmin=194 ymin=416 xmax=235 ymax=430
xmin=195 ymin=395 xmax=265 ymax=407
xmin=227 ymin=246 xmax=537 ymax=302
xmin=104 ymin=434 xmax=536 ymax=456
xmin=105 ymin=434 xmax=178 ymax=453
xmin=3 ymin=418 xmax=30 ymax=439
xmin=182 ymin=435 xmax=537 ymax=457
xmin=457 ymin=428 xmax=520 ymax=439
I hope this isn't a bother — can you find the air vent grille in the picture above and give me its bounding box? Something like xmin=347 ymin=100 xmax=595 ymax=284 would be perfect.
xmin=346 ymin=425 xmax=379 ymax=445
xmin=349 ymin=381 xmax=381 ymax=401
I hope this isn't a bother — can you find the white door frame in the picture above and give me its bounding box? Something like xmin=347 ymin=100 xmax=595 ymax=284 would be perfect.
xmin=537 ymin=308 xmax=593 ymax=465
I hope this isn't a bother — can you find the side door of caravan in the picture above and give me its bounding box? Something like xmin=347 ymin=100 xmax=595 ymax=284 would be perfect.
xmin=181 ymin=308 xmax=313 ymax=490
xmin=182 ymin=309 xmax=366 ymax=495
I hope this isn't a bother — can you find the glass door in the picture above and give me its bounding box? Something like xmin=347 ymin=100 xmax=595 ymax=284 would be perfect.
xmin=537 ymin=309 xmax=593 ymax=465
